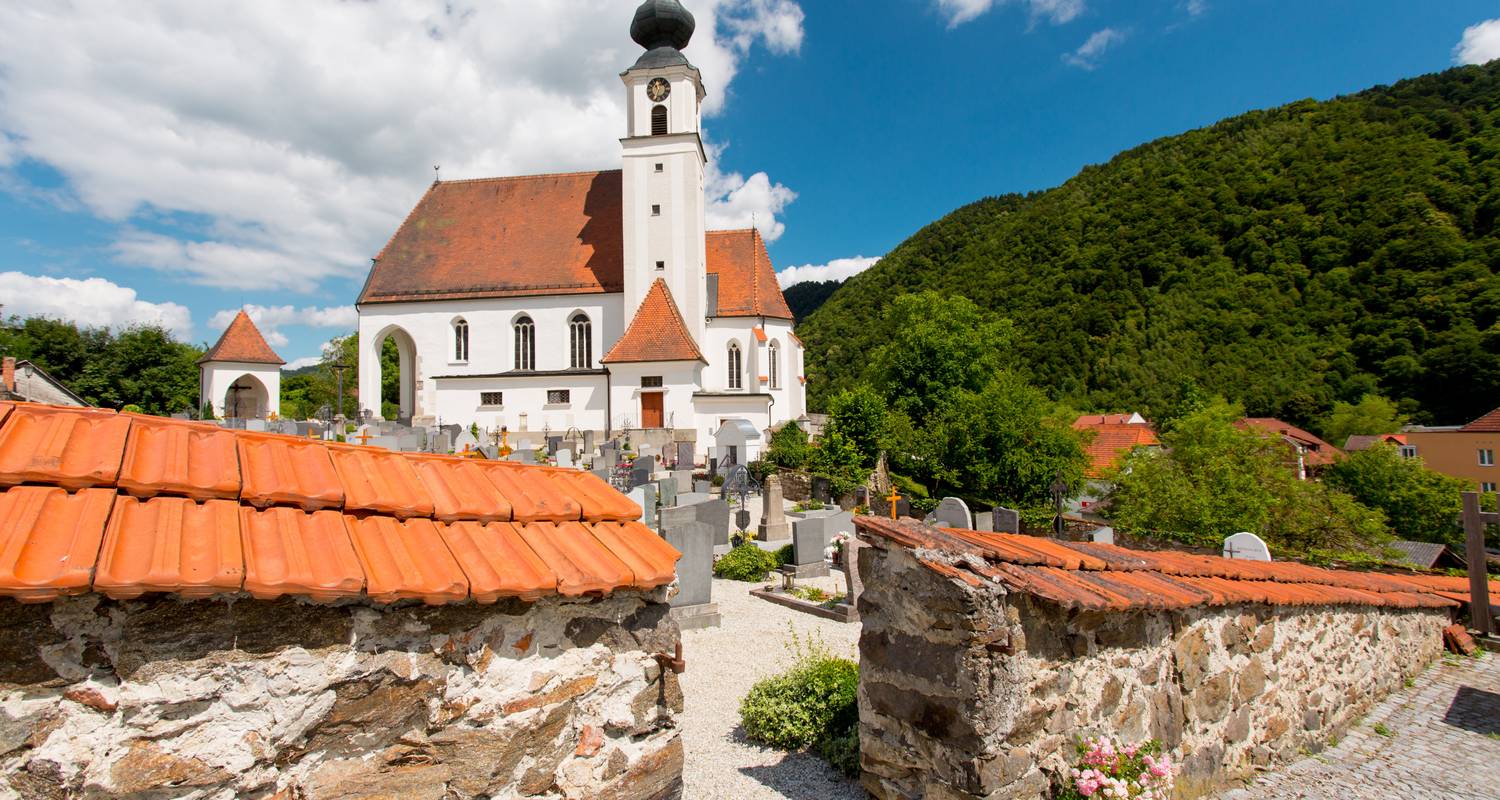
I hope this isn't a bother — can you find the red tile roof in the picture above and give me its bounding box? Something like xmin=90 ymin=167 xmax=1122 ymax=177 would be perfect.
xmin=1461 ymin=407 xmax=1500 ymax=432
xmin=197 ymin=310 xmax=284 ymax=365
xmin=0 ymin=403 xmax=678 ymax=605
xmin=1237 ymin=418 xmax=1344 ymax=467
xmin=601 ymin=278 xmax=706 ymax=364
xmin=1072 ymin=419 xmax=1159 ymax=478
xmin=855 ymin=516 xmax=1496 ymax=613
xmin=706 ymin=229 xmax=794 ymax=319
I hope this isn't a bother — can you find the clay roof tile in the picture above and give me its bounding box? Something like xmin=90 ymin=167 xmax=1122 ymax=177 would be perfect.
xmin=601 ymin=278 xmax=706 ymax=364
xmin=197 ymin=310 xmax=284 ymax=365
xmin=94 ymin=496 xmax=244 ymax=600
xmin=0 ymin=487 xmax=115 ymax=602
xmin=706 ymin=229 xmax=794 ymax=319
xmin=0 ymin=404 xmax=131 ymax=490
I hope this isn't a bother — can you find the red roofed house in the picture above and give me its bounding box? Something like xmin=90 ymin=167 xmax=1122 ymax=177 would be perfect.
xmin=354 ymin=1 xmax=804 ymax=458
xmin=1401 ymin=406 xmax=1500 ymax=493
xmin=1236 ymin=417 xmax=1344 ymax=480
xmin=198 ymin=309 xmax=284 ymax=419
xmin=1072 ymin=414 xmax=1160 ymax=480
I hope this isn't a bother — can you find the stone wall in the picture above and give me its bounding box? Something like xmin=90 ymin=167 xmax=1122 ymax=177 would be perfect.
xmin=0 ymin=589 xmax=683 ymax=799
xmin=855 ymin=542 xmax=1448 ymax=800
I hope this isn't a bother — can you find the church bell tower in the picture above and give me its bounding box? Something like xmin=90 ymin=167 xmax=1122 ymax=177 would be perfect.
xmin=620 ymin=0 xmax=708 ymax=344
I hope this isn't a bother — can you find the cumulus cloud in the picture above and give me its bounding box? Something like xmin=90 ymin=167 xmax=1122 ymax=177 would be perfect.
xmin=1183 ymin=0 xmax=1208 ymax=16
xmin=1063 ymin=27 xmax=1126 ymax=69
xmin=0 ymin=271 xmax=193 ymax=337
xmin=776 ymin=255 xmax=880 ymax=287
xmin=283 ymin=356 xmax=323 ymax=371
xmin=936 ymin=0 xmax=1085 ymax=29
xmin=1455 ymin=19 xmax=1500 ymax=65
xmin=0 ymin=0 xmax=805 ymax=293
xmin=705 ymin=146 xmax=798 ymax=240
xmin=209 ymin=304 xmax=357 ymax=348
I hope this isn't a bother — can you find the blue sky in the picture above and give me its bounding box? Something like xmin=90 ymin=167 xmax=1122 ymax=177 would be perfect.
xmin=1 ymin=0 xmax=1498 ymax=367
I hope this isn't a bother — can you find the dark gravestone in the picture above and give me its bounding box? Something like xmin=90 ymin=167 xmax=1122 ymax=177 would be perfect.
xmin=591 ymin=467 xmax=612 ymax=483
xmin=789 ymin=518 xmax=832 ymax=578
xmin=655 ymin=478 xmax=678 ymax=509
xmin=993 ymin=506 xmax=1021 ymax=534
xmin=675 ymin=441 xmax=695 ymax=469
xmin=871 ymin=496 xmax=911 ymax=520
xmin=636 ymin=454 xmax=657 ymax=473
xmin=694 ymin=499 xmax=731 ymax=548
xmin=546 ymin=436 xmax=562 ymax=455
xmin=630 ymin=467 xmax=653 ymax=489
xmin=811 ymin=476 xmax=833 ymax=505
xmin=660 ymin=518 xmax=719 ymax=630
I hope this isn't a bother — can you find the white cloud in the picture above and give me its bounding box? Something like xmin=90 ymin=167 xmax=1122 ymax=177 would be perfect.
xmin=1183 ymin=0 xmax=1208 ymax=17
xmin=936 ymin=0 xmax=1085 ymax=29
xmin=0 ymin=1 xmax=805 ymax=293
xmin=777 ymin=255 xmax=880 ymax=287
xmin=1455 ymin=19 xmax=1500 ymax=65
xmin=0 ymin=271 xmax=193 ymax=337
xmin=705 ymin=149 xmax=798 ymax=240
xmin=1063 ymin=27 xmax=1126 ymax=69
xmin=283 ymin=356 xmax=323 ymax=371
xmin=209 ymin=304 xmax=357 ymax=348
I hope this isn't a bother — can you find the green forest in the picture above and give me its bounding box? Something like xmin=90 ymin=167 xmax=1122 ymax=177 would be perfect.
xmin=799 ymin=62 xmax=1500 ymax=428
xmin=0 ymin=317 xmax=202 ymax=415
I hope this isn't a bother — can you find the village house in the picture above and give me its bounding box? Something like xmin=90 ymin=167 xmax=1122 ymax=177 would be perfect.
xmin=0 ymin=356 xmax=86 ymax=407
xmin=1402 ymin=406 xmax=1500 ymax=494
xmin=353 ymin=0 xmax=804 ymax=460
xmin=1236 ymin=417 xmax=1343 ymax=480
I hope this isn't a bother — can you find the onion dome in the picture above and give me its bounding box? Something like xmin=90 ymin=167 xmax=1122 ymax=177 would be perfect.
xmin=629 ymin=0 xmax=696 ymax=69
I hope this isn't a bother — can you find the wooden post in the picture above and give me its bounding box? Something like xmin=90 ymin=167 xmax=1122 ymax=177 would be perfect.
xmin=1460 ymin=492 xmax=1494 ymax=637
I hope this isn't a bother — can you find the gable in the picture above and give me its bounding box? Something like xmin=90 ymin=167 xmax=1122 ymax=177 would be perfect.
xmin=706 ymin=229 xmax=794 ymax=320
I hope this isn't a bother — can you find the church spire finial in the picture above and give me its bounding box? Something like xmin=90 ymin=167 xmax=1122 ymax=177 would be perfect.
xmin=629 ymin=0 xmax=695 ymax=69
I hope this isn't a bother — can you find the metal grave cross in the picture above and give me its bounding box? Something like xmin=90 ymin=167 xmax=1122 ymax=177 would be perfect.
xmin=885 ymin=486 xmax=902 ymax=521
xmin=354 ymin=429 xmax=374 ymax=446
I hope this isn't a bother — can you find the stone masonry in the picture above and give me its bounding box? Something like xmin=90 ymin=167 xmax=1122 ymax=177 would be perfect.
xmin=0 ymin=588 xmax=684 ymax=799
xmin=855 ymin=540 xmax=1449 ymax=800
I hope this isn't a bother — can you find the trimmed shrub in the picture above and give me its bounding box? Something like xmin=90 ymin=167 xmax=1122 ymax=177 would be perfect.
xmin=739 ymin=640 xmax=860 ymax=774
xmin=714 ymin=543 xmax=779 ymax=581
xmin=774 ymin=543 xmax=794 ymax=566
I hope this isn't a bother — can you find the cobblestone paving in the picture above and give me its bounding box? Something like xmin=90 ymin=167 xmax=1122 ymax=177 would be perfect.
xmin=1221 ymin=652 xmax=1500 ymax=800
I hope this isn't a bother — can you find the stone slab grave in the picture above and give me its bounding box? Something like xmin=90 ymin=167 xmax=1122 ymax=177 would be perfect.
xmin=277 ymin=420 xmax=300 ymax=436
xmin=670 ymin=470 xmax=694 ymax=495
xmin=833 ymin=532 xmax=868 ymax=622
xmin=1091 ymin=525 xmax=1115 ymax=544
xmin=556 ymin=449 xmax=574 ymax=468
xmin=626 ymin=483 xmax=659 ymax=530
xmin=672 ymin=496 xmax=730 ymax=550
xmin=396 ymin=431 xmax=424 ymax=452
xmin=788 ymin=518 xmax=833 ymax=579
xmin=656 ymin=477 xmax=678 ymax=508
xmin=658 ymin=508 xmax=720 ymax=630
xmin=429 ymin=430 xmax=453 ymax=454
xmin=993 ymin=505 xmax=1021 ymax=534
xmin=452 ymin=430 xmax=480 ymax=456
xmin=926 ymin=497 xmax=973 ymax=530
xmin=675 ymin=441 xmax=695 ymax=469
xmin=244 ymin=419 xmax=268 ymax=432
xmin=508 ymin=448 xmax=536 ymax=464
xmin=974 ymin=510 xmax=994 ymax=532
xmin=757 ymin=473 xmax=790 ymax=542
xmin=590 ymin=467 xmax=611 ymax=483
xmin=367 ymin=435 xmax=399 ymax=451
xmin=1224 ymin=530 xmax=1272 ymax=561
xmin=694 ymin=480 xmax=711 ymax=493
xmin=870 ymin=494 xmax=911 ymax=520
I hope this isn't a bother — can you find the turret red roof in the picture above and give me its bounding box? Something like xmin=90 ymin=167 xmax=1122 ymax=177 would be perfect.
xmin=602 ymin=279 xmax=705 ymax=364
xmin=197 ymin=311 xmax=284 ymax=366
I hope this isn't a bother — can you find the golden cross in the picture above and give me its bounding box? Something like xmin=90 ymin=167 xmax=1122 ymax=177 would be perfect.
xmin=885 ymin=486 xmax=902 ymax=521
xmin=460 ymin=443 xmax=480 ymax=459
xmin=354 ymin=430 xmax=374 ymax=446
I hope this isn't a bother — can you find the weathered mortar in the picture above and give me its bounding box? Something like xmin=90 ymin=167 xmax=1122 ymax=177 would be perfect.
xmin=856 ymin=542 xmax=1448 ymax=800
xmin=0 ymin=588 xmax=683 ymax=800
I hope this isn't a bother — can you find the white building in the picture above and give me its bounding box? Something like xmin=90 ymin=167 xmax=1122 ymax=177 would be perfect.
xmin=355 ymin=0 xmax=805 ymax=461
xmin=198 ymin=310 xmax=283 ymax=419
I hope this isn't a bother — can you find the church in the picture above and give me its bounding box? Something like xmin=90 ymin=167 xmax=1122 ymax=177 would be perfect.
xmin=355 ymin=0 xmax=804 ymax=461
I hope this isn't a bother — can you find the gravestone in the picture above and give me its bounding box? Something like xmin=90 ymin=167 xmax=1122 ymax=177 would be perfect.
xmin=629 ymin=465 xmax=653 ymax=489
xmin=655 ymin=478 xmax=678 ymax=509
xmin=658 ymin=516 xmax=719 ymax=630
xmin=368 ymin=435 xmax=398 ymax=451
xmin=871 ymin=495 xmax=910 ymax=520
xmin=591 ymin=467 xmax=612 ymax=483
xmin=277 ymin=420 xmax=300 ymax=436
xmin=1091 ymin=526 xmax=1115 ymax=545
xmin=481 ymin=444 xmax=500 ymax=460
xmin=675 ymin=441 xmax=695 ymax=469
xmin=695 ymin=499 xmax=731 ymax=549
xmin=671 ymin=470 xmax=694 ymax=495
xmin=396 ymin=432 xmax=424 ymax=452
xmin=757 ymin=474 xmax=790 ymax=542
xmin=546 ymin=436 xmax=562 ymax=455
xmin=430 ymin=430 xmax=453 ymax=454
xmin=453 ymin=431 xmax=480 ymax=455
xmin=510 ymin=448 xmax=537 ymax=464
xmin=599 ymin=447 xmax=619 ymax=470
xmin=695 ymin=480 xmax=711 ymax=493
xmin=811 ymin=476 xmax=833 ymax=505
xmin=928 ymin=497 xmax=973 ymax=530
xmin=993 ymin=506 xmax=1021 ymax=534
xmin=974 ymin=510 xmax=995 ymax=532
xmin=556 ymin=449 xmax=574 ymax=468
xmin=636 ymin=454 xmax=657 ymax=474
xmin=836 ymin=533 xmax=869 ymax=622
xmin=583 ymin=430 xmax=596 ymax=454
xmin=1223 ymin=531 xmax=1271 ymax=561
xmin=244 ymin=419 xmax=268 ymax=432
xmin=676 ymin=492 xmax=712 ymax=507
xmin=626 ymin=484 xmax=659 ymax=530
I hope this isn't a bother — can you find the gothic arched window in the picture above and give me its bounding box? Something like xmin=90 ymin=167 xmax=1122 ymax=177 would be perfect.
xmin=768 ymin=340 xmax=780 ymax=389
xmin=570 ymin=313 xmax=593 ymax=369
xmin=727 ymin=342 xmax=743 ymax=390
xmin=453 ymin=318 xmax=469 ymax=362
xmin=651 ymin=104 xmax=668 ymax=136
xmin=514 ymin=315 xmax=535 ymax=371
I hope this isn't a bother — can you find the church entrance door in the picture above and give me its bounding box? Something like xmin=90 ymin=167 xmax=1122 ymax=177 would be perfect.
xmin=641 ymin=392 xmax=664 ymax=429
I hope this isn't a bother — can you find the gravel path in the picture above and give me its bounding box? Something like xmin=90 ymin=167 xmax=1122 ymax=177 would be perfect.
xmin=679 ymin=574 xmax=868 ymax=800
xmin=1219 ymin=651 xmax=1500 ymax=800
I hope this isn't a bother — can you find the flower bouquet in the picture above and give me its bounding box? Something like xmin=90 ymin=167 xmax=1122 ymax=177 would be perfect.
xmin=1056 ymin=738 xmax=1173 ymax=800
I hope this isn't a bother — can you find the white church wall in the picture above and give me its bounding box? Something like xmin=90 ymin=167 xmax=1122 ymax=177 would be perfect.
xmin=607 ymin=361 xmax=701 ymax=432
xmin=433 ymin=376 xmax=609 ymax=441
xmin=700 ymin=317 xmax=803 ymax=429
xmin=357 ymin=294 xmax=624 ymax=423
xmin=201 ymin=362 xmax=280 ymax=420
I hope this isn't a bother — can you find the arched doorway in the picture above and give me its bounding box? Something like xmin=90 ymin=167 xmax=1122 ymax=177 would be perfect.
xmin=371 ymin=325 xmax=418 ymax=423
xmin=224 ymin=374 xmax=270 ymax=419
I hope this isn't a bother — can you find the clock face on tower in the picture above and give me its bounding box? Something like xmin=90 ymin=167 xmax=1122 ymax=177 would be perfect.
xmin=646 ymin=78 xmax=671 ymax=102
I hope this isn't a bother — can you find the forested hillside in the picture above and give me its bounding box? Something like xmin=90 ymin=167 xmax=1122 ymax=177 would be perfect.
xmin=783 ymin=279 xmax=844 ymax=322
xmin=800 ymin=63 xmax=1500 ymax=427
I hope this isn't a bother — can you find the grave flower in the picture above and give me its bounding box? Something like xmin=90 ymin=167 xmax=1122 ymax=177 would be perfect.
xmin=1058 ymin=738 xmax=1172 ymax=800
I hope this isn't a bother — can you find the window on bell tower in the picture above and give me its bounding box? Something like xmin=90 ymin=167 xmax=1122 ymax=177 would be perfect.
xmin=651 ymin=105 xmax=668 ymax=136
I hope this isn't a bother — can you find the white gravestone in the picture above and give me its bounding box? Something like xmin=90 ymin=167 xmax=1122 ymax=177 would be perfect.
xmin=556 ymin=449 xmax=574 ymax=468
xmin=927 ymin=497 xmax=973 ymax=530
xmin=452 ymin=431 xmax=480 ymax=455
xmin=1223 ymin=531 xmax=1271 ymax=561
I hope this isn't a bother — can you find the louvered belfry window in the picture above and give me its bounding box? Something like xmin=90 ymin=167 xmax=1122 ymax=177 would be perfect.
xmin=651 ymin=105 xmax=668 ymax=136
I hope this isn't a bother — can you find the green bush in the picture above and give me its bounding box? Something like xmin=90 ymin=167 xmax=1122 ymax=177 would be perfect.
xmin=774 ymin=544 xmax=794 ymax=566
xmin=739 ymin=638 xmax=859 ymax=775
xmin=714 ymin=543 xmax=779 ymax=581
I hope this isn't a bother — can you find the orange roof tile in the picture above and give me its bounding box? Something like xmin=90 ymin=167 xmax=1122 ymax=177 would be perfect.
xmin=1074 ymin=422 xmax=1160 ymax=479
xmin=706 ymin=229 xmax=794 ymax=319
xmin=601 ymin=278 xmax=706 ymax=364
xmin=360 ymin=171 xmax=624 ymax=304
xmin=197 ymin=310 xmax=284 ymax=365
xmin=0 ymin=405 xmax=130 ymax=490
xmin=1461 ymin=406 xmax=1500 ymax=432
xmin=0 ymin=402 xmax=680 ymax=606
xmin=119 ymin=414 xmax=241 ymax=501
xmin=0 ymin=487 xmax=115 ymax=602
xmin=240 ymin=507 xmax=365 ymax=602
xmin=94 ymin=496 xmax=243 ymax=600
xmin=856 ymin=515 xmax=1491 ymax=614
